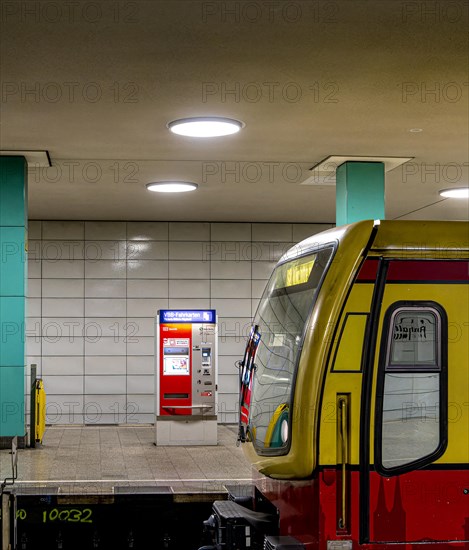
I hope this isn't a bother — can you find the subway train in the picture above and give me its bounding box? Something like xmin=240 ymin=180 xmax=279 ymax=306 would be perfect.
xmin=200 ymin=219 xmax=469 ymax=550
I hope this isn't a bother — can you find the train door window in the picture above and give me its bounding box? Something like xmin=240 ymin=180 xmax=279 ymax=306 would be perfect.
xmin=376 ymin=302 xmax=447 ymax=474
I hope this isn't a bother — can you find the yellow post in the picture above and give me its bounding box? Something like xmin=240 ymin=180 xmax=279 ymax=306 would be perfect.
xmin=34 ymin=380 xmax=46 ymax=444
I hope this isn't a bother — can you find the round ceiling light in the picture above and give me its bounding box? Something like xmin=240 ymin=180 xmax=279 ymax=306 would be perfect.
xmin=409 ymin=128 xmax=423 ymax=133
xmin=146 ymin=182 xmax=198 ymax=193
xmin=439 ymin=187 xmax=469 ymax=199
xmin=168 ymin=117 xmax=244 ymax=138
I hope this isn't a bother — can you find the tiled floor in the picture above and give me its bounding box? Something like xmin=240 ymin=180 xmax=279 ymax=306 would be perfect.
xmin=0 ymin=424 xmax=253 ymax=495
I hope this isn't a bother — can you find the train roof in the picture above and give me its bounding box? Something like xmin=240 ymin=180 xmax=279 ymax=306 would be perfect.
xmin=279 ymin=219 xmax=469 ymax=264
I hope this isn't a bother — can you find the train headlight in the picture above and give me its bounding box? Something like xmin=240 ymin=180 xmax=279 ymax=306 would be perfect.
xmin=281 ymin=420 xmax=289 ymax=443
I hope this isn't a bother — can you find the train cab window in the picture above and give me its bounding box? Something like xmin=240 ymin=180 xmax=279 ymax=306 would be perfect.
xmin=376 ymin=303 xmax=447 ymax=474
xmin=248 ymin=247 xmax=334 ymax=455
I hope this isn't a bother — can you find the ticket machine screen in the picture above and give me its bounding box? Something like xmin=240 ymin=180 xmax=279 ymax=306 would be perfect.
xmin=163 ymin=346 xmax=190 ymax=375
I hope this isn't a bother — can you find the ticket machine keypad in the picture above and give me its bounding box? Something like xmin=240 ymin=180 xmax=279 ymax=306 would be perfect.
xmin=191 ymin=325 xmax=216 ymax=410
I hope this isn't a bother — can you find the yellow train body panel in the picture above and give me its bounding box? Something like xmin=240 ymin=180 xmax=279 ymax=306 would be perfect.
xmin=320 ymin=283 xmax=374 ymax=466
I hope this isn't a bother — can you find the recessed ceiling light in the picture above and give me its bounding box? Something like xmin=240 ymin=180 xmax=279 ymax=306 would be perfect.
xmin=168 ymin=117 xmax=244 ymax=138
xmin=409 ymin=128 xmax=423 ymax=133
xmin=439 ymin=187 xmax=469 ymax=199
xmin=146 ymin=182 xmax=198 ymax=193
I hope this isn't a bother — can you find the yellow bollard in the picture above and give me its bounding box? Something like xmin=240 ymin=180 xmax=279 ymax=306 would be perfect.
xmin=35 ymin=380 xmax=46 ymax=444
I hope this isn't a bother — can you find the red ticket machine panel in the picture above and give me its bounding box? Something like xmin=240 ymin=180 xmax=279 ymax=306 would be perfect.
xmin=159 ymin=323 xmax=192 ymax=415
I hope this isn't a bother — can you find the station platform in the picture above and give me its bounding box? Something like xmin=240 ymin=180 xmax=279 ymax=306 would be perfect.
xmin=0 ymin=425 xmax=254 ymax=549
xmin=0 ymin=424 xmax=252 ymax=493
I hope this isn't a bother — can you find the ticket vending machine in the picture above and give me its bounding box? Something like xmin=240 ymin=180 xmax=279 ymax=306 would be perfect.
xmin=155 ymin=309 xmax=218 ymax=445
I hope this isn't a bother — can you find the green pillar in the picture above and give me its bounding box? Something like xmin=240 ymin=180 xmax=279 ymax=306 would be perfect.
xmin=0 ymin=156 xmax=27 ymax=442
xmin=336 ymin=161 xmax=385 ymax=226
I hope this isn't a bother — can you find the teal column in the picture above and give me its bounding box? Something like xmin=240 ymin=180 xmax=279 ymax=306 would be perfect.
xmin=0 ymin=156 xmax=27 ymax=439
xmin=336 ymin=161 xmax=385 ymax=226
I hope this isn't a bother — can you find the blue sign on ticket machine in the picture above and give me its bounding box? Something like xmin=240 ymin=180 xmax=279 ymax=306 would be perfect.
xmin=155 ymin=310 xmax=218 ymax=445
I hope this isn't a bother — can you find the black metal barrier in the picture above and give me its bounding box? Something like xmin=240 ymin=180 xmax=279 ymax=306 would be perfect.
xmin=9 ymin=486 xmax=225 ymax=550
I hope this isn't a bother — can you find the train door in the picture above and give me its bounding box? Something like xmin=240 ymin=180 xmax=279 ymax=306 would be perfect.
xmin=318 ymin=264 xmax=375 ymax=547
xmin=362 ymin=259 xmax=469 ymax=546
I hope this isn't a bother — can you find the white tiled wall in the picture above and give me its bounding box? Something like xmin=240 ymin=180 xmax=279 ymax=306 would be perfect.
xmin=26 ymin=221 xmax=332 ymax=425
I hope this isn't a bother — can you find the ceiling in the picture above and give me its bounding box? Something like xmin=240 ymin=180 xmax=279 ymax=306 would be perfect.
xmin=1 ymin=0 xmax=468 ymax=223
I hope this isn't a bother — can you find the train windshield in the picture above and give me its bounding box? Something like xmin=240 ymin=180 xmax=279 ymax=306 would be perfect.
xmin=247 ymin=247 xmax=334 ymax=454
